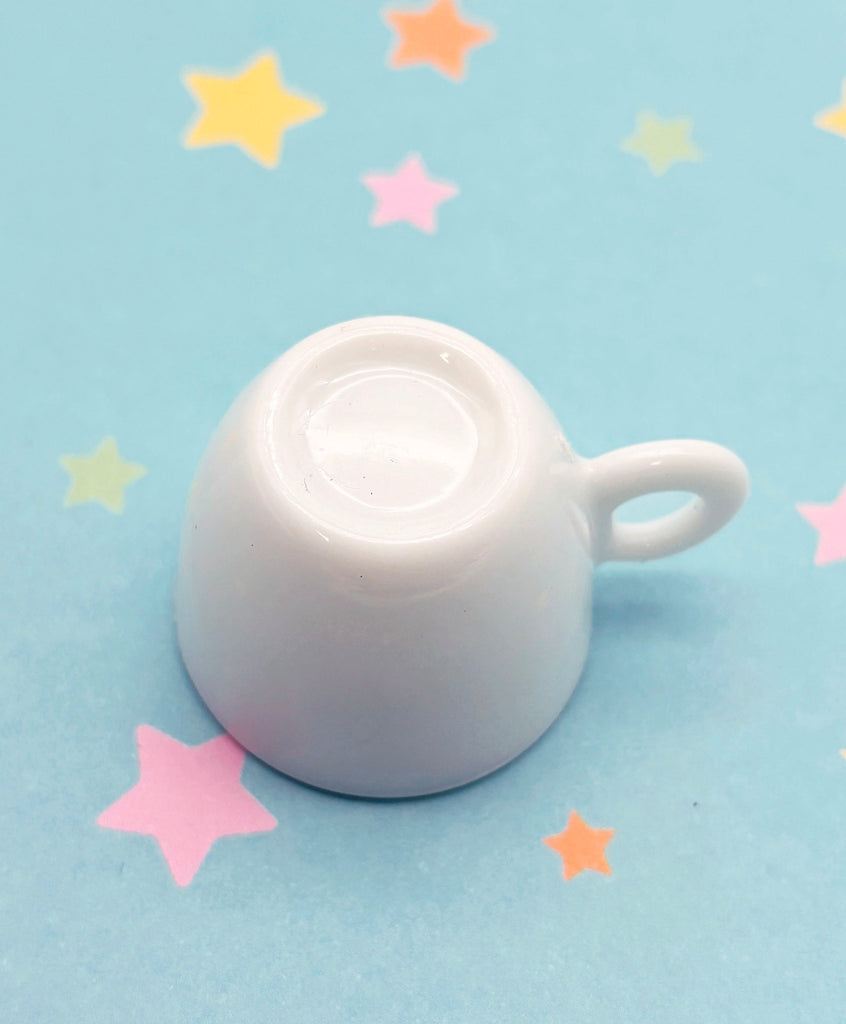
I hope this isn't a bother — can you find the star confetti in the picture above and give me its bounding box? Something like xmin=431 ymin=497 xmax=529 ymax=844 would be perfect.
xmin=383 ymin=0 xmax=494 ymax=81
xmin=361 ymin=153 xmax=458 ymax=233
xmin=797 ymin=487 xmax=846 ymax=565
xmin=543 ymin=811 xmax=615 ymax=880
xmin=182 ymin=52 xmax=324 ymax=168
xmin=621 ymin=112 xmax=701 ymax=176
xmin=59 ymin=437 xmax=146 ymax=514
xmin=98 ymin=726 xmax=277 ymax=886
xmin=815 ymin=82 xmax=846 ymax=139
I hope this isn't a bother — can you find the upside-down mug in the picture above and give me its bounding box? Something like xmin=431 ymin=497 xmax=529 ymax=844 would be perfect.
xmin=175 ymin=316 xmax=748 ymax=797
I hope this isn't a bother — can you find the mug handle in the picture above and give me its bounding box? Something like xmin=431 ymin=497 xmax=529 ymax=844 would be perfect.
xmin=583 ymin=440 xmax=749 ymax=563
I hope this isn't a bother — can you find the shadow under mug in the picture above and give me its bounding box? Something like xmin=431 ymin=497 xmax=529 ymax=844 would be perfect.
xmin=175 ymin=316 xmax=749 ymax=797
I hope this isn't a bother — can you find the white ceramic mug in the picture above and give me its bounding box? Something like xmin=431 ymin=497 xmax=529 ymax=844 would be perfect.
xmin=175 ymin=316 xmax=748 ymax=798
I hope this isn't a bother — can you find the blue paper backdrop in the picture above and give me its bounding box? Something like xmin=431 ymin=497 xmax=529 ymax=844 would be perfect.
xmin=2 ymin=1 xmax=845 ymax=1020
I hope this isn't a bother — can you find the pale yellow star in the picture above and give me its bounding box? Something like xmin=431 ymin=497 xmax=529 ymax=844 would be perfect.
xmin=59 ymin=437 xmax=147 ymax=514
xmin=182 ymin=52 xmax=325 ymax=168
xmin=815 ymin=83 xmax=846 ymax=138
xmin=621 ymin=112 xmax=702 ymax=176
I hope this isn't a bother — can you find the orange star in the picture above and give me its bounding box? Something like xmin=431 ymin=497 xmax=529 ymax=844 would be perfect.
xmin=543 ymin=811 xmax=615 ymax=880
xmin=384 ymin=0 xmax=495 ymax=81
xmin=815 ymin=82 xmax=846 ymax=138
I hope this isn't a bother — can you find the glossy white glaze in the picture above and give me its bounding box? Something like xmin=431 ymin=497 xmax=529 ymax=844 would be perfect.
xmin=175 ymin=317 xmax=748 ymax=797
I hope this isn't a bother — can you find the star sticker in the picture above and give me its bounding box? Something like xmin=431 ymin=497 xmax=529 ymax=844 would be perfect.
xmin=98 ymin=726 xmax=277 ymax=886
xmin=621 ymin=112 xmax=702 ymax=176
xmin=383 ymin=0 xmax=495 ymax=81
xmin=543 ymin=811 xmax=615 ymax=880
xmin=362 ymin=153 xmax=458 ymax=233
xmin=182 ymin=52 xmax=325 ymax=168
xmin=797 ymin=486 xmax=846 ymax=565
xmin=815 ymin=83 xmax=846 ymax=138
xmin=59 ymin=437 xmax=146 ymax=514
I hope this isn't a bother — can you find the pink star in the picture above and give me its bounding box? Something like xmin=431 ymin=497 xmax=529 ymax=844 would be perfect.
xmin=361 ymin=153 xmax=458 ymax=233
xmin=98 ymin=725 xmax=277 ymax=886
xmin=797 ymin=486 xmax=846 ymax=565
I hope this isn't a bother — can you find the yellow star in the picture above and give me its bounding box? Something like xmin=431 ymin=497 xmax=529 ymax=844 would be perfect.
xmin=59 ymin=437 xmax=147 ymax=514
xmin=621 ymin=111 xmax=702 ymax=176
xmin=815 ymin=83 xmax=846 ymax=138
xmin=182 ymin=52 xmax=325 ymax=168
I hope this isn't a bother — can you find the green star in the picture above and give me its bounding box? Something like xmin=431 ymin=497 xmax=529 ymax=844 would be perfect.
xmin=621 ymin=112 xmax=701 ymax=176
xmin=59 ymin=437 xmax=147 ymax=514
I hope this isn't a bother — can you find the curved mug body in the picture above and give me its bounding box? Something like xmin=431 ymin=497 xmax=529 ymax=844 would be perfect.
xmin=175 ymin=316 xmax=748 ymax=797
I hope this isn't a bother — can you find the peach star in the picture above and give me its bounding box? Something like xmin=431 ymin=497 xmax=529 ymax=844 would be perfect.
xmin=98 ymin=726 xmax=277 ymax=886
xmin=815 ymin=83 xmax=846 ymax=139
xmin=543 ymin=811 xmax=614 ymax=880
xmin=383 ymin=0 xmax=495 ymax=81
xmin=797 ymin=486 xmax=846 ymax=565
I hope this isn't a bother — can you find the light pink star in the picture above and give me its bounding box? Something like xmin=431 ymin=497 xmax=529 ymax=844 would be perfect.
xmin=797 ymin=486 xmax=846 ymax=565
xmin=98 ymin=725 xmax=277 ymax=886
xmin=361 ymin=153 xmax=458 ymax=233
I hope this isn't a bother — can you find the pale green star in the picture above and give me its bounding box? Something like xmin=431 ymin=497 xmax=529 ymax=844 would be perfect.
xmin=59 ymin=437 xmax=147 ymax=514
xmin=621 ymin=112 xmax=701 ymax=176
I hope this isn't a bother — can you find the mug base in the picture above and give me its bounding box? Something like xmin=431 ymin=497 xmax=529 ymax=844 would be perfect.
xmin=177 ymin=627 xmax=588 ymax=800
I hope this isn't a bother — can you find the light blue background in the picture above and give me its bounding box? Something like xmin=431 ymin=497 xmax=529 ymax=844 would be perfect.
xmin=2 ymin=0 xmax=845 ymax=1020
